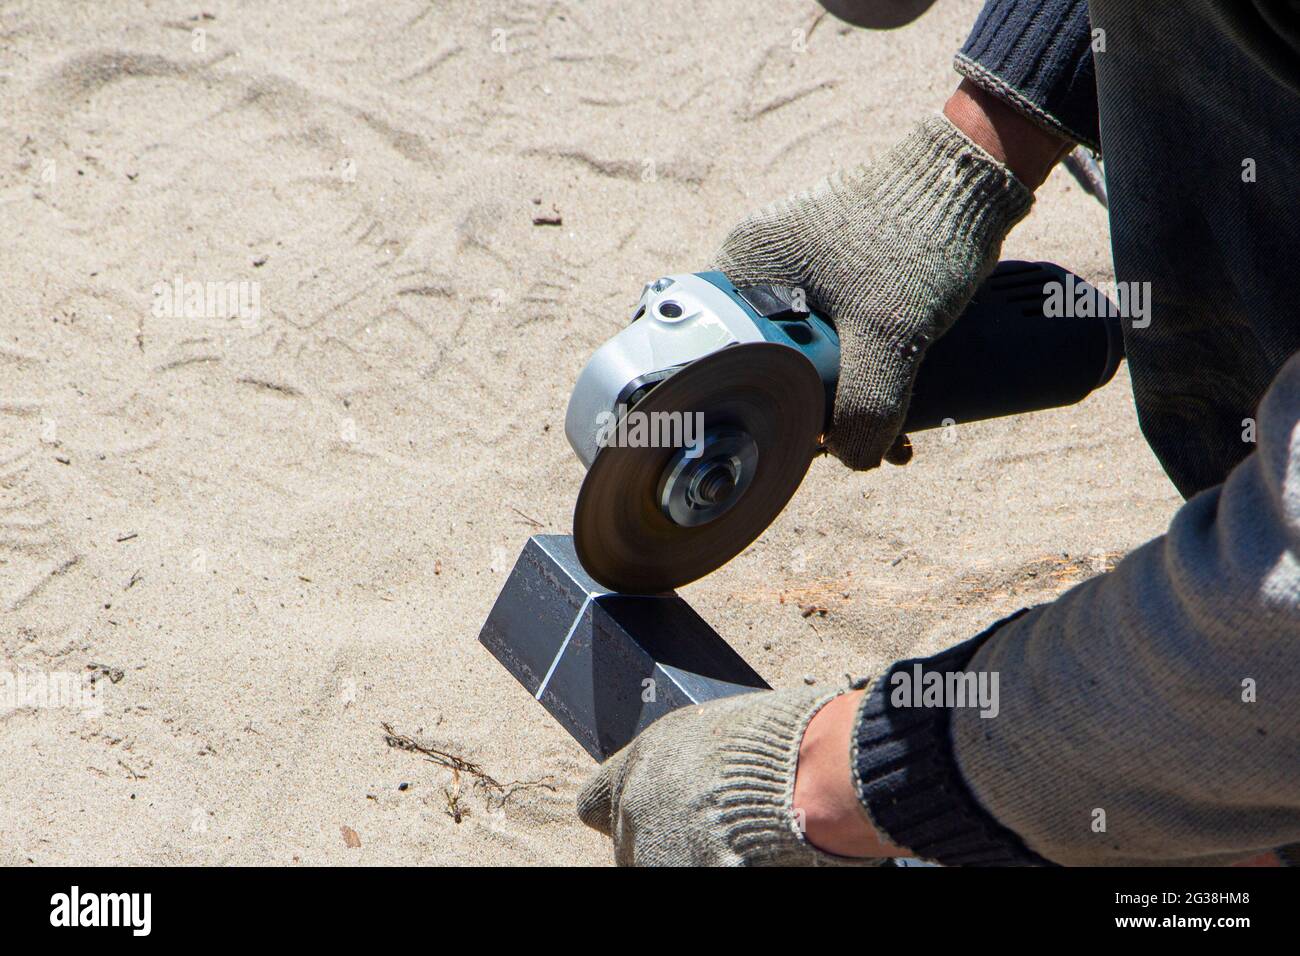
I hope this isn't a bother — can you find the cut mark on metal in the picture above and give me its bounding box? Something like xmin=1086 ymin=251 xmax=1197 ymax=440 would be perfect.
xmin=535 ymin=592 xmax=595 ymax=700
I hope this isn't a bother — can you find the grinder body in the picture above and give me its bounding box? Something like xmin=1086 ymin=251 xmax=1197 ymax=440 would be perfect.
xmin=567 ymin=261 xmax=1124 ymax=466
xmin=566 ymin=261 xmax=1124 ymax=593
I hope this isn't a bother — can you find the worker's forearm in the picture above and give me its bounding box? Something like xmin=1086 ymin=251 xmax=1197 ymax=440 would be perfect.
xmin=794 ymin=689 xmax=909 ymax=857
xmin=943 ymin=78 xmax=1071 ymax=190
xmin=954 ymin=0 xmax=1101 ymax=150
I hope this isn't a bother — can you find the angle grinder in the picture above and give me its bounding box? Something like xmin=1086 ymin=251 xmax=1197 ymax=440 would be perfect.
xmin=565 ymin=261 xmax=1124 ymax=594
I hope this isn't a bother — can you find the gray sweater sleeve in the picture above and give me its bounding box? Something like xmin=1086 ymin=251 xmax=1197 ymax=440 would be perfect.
xmin=854 ymin=353 xmax=1300 ymax=865
xmin=947 ymin=352 xmax=1300 ymax=865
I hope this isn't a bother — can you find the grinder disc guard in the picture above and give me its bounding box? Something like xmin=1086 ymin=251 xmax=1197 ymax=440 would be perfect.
xmin=574 ymin=342 xmax=824 ymax=593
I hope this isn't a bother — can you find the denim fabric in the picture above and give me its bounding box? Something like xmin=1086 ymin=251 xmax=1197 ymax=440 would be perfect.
xmin=1094 ymin=0 xmax=1300 ymax=498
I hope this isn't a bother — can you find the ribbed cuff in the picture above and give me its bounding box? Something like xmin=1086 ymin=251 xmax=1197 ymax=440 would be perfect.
xmin=706 ymin=688 xmax=880 ymax=866
xmin=954 ymin=0 xmax=1100 ymax=151
xmin=851 ymin=609 xmax=1055 ymax=866
xmin=716 ymin=688 xmax=834 ymax=852
xmin=870 ymin=114 xmax=1034 ymax=255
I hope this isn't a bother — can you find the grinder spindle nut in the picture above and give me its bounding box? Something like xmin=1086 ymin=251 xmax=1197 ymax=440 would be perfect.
xmin=658 ymin=429 xmax=758 ymax=527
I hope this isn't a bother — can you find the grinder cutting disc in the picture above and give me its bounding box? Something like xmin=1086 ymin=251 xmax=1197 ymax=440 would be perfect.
xmin=574 ymin=342 xmax=825 ymax=593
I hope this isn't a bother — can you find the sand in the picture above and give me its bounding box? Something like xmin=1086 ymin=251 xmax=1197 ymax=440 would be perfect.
xmin=0 ymin=0 xmax=1181 ymax=865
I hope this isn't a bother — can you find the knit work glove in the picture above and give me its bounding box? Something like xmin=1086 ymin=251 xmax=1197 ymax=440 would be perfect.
xmin=713 ymin=115 xmax=1032 ymax=470
xmin=576 ymin=687 xmax=878 ymax=866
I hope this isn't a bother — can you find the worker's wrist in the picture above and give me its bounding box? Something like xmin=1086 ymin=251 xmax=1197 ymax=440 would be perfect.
xmin=943 ymin=78 xmax=1071 ymax=190
xmin=793 ymin=689 xmax=909 ymax=858
xmin=853 ymin=613 xmax=1054 ymax=866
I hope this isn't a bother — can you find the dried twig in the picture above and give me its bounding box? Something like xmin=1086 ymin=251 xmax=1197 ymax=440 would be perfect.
xmin=444 ymin=773 xmax=466 ymax=823
xmin=485 ymin=777 xmax=558 ymax=810
xmin=381 ymin=721 xmax=501 ymax=788
xmin=380 ymin=722 xmax=556 ymax=809
xmin=510 ymin=507 xmax=544 ymax=529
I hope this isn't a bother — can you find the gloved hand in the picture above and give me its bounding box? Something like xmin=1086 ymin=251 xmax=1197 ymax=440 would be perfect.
xmin=713 ymin=115 xmax=1032 ymax=470
xmin=576 ymin=686 xmax=879 ymax=866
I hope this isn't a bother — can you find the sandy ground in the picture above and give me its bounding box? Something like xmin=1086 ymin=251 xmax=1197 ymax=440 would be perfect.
xmin=0 ymin=0 xmax=1182 ymax=865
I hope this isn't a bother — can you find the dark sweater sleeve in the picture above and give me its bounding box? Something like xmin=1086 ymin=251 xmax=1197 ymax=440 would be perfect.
xmin=851 ymin=609 xmax=1055 ymax=866
xmin=955 ymin=0 xmax=1100 ymax=151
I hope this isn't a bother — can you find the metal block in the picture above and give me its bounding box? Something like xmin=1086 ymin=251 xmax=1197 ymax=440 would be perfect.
xmin=479 ymin=535 xmax=769 ymax=761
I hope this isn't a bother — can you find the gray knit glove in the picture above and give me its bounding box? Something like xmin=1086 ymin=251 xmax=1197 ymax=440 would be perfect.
xmin=713 ymin=115 xmax=1032 ymax=470
xmin=576 ymin=687 xmax=877 ymax=866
